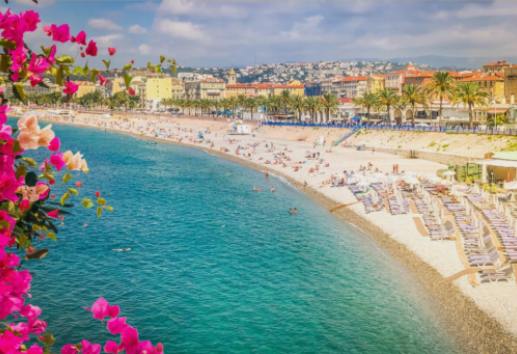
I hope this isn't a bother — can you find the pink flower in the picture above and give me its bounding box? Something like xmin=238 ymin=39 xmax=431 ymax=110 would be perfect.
xmin=120 ymin=326 xmax=139 ymax=352
xmin=108 ymin=47 xmax=116 ymax=56
xmin=107 ymin=317 xmax=127 ymax=335
xmin=49 ymin=153 xmax=65 ymax=171
xmin=26 ymin=344 xmax=44 ymax=354
xmin=46 ymin=23 xmax=70 ymax=43
xmin=48 ymin=136 xmax=61 ymax=151
xmin=19 ymin=198 xmax=30 ymax=212
xmin=90 ymin=297 xmax=119 ymax=320
xmin=80 ymin=340 xmax=101 ymax=354
xmin=17 ymin=115 xmax=55 ymax=150
xmin=22 ymin=10 xmax=40 ymax=31
xmin=61 ymin=344 xmax=78 ymax=354
xmin=29 ymin=75 xmax=42 ymax=87
xmin=28 ymin=53 xmax=50 ymax=74
xmin=71 ymin=30 xmax=86 ymax=45
xmin=85 ymin=40 xmax=97 ymax=56
xmin=47 ymin=209 xmax=59 ymax=218
xmin=98 ymin=74 xmax=107 ymax=86
xmin=47 ymin=44 xmax=57 ymax=64
xmin=63 ymin=81 xmax=78 ymax=96
xmin=0 ymin=105 xmax=8 ymax=125
xmin=103 ymin=340 xmax=120 ymax=354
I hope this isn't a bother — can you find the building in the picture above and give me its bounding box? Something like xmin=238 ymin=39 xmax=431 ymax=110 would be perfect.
xmin=171 ymin=78 xmax=185 ymax=99
xmin=503 ymin=66 xmax=517 ymax=104
xmin=458 ymin=72 xmax=505 ymax=103
xmin=185 ymin=77 xmax=225 ymax=100
xmin=385 ymin=64 xmax=434 ymax=93
xmin=304 ymin=82 xmax=322 ymax=96
xmin=75 ymin=81 xmax=99 ymax=98
xmin=366 ymin=75 xmax=385 ymax=94
xmin=143 ymin=76 xmax=173 ymax=103
xmin=227 ymin=68 xmax=237 ymax=85
xmin=109 ymin=75 xmax=177 ymax=107
xmin=330 ymin=76 xmax=367 ymax=98
xmin=482 ymin=60 xmax=510 ymax=74
xmin=225 ymin=81 xmax=304 ymax=98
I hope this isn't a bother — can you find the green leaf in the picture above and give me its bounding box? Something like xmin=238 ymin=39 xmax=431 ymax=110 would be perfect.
xmin=26 ymin=248 xmax=49 ymax=260
xmin=96 ymin=206 xmax=103 ymax=218
xmin=25 ymin=171 xmax=38 ymax=186
xmin=123 ymin=73 xmax=132 ymax=88
xmin=60 ymin=191 xmax=70 ymax=206
xmin=122 ymin=62 xmax=133 ymax=72
xmin=73 ymin=66 xmax=84 ymax=76
xmin=159 ymin=55 xmax=166 ymax=64
xmin=22 ymin=157 xmax=37 ymax=166
xmin=39 ymin=333 xmax=55 ymax=346
xmin=90 ymin=69 xmax=100 ymax=82
xmin=56 ymin=55 xmax=75 ymax=65
xmin=81 ymin=198 xmax=94 ymax=208
xmin=16 ymin=164 xmax=27 ymax=179
xmin=13 ymin=84 xmax=27 ymax=104
xmin=105 ymin=205 xmax=114 ymax=212
xmin=47 ymin=232 xmax=57 ymax=241
xmin=62 ymin=172 xmax=72 ymax=183
xmin=0 ymin=39 xmax=16 ymax=49
xmin=55 ymin=66 xmax=64 ymax=86
xmin=67 ymin=187 xmax=79 ymax=196
xmin=102 ymin=59 xmax=111 ymax=71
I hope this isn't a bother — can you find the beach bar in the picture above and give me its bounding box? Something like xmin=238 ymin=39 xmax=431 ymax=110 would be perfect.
xmin=476 ymin=152 xmax=517 ymax=187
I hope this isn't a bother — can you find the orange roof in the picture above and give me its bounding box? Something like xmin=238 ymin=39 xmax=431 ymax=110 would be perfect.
xmin=483 ymin=60 xmax=509 ymax=67
xmin=458 ymin=72 xmax=503 ymax=82
xmin=339 ymin=97 xmax=353 ymax=104
xmin=226 ymin=82 xmax=304 ymax=90
xmin=335 ymin=76 xmax=367 ymax=83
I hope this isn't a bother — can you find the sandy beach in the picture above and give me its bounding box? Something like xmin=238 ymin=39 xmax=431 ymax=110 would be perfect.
xmin=24 ymin=109 xmax=517 ymax=353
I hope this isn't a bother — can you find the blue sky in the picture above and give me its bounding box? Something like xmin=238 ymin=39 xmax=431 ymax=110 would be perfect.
xmin=4 ymin=0 xmax=517 ymax=67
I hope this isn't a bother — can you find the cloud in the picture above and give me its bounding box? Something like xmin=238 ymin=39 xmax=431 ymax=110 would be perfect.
xmin=281 ymin=15 xmax=324 ymax=40
xmin=88 ymin=18 xmax=122 ymax=31
xmin=95 ymin=33 xmax=123 ymax=47
xmin=129 ymin=24 xmax=148 ymax=34
xmin=158 ymin=0 xmax=248 ymax=18
xmin=138 ymin=44 xmax=151 ymax=55
xmin=156 ymin=19 xmax=206 ymax=41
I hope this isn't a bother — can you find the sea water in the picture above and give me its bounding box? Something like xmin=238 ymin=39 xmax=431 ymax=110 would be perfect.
xmin=26 ymin=123 xmax=459 ymax=353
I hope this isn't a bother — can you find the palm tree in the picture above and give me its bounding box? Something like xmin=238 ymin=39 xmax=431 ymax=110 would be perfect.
xmin=320 ymin=93 xmax=339 ymax=122
xmin=244 ymin=97 xmax=259 ymax=120
xmin=290 ymin=95 xmax=305 ymax=121
xmin=453 ymin=82 xmax=488 ymax=129
xmin=304 ymin=96 xmax=322 ymax=122
xmin=353 ymin=92 xmax=377 ymax=122
xmin=376 ymin=88 xmax=399 ymax=124
xmin=427 ymin=71 xmax=454 ymax=125
xmin=401 ymin=84 xmax=426 ymax=125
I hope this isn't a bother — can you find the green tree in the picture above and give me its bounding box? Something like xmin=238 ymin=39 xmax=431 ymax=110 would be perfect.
xmin=304 ymin=96 xmax=322 ymax=122
xmin=427 ymin=71 xmax=454 ymax=125
xmin=453 ymin=82 xmax=488 ymax=129
xmin=376 ymin=88 xmax=399 ymax=124
xmin=401 ymin=84 xmax=426 ymax=125
xmin=320 ymin=93 xmax=339 ymax=122
xmin=290 ymin=95 xmax=305 ymax=121
xmin=353 ymin=92 xmax=378 ymax=121
xmin=243 ymin=97 xmax=259 ymax=120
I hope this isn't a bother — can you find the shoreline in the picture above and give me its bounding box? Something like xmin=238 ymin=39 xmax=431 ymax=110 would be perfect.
xmin=30 ymin=112 xmax=517 ymax=353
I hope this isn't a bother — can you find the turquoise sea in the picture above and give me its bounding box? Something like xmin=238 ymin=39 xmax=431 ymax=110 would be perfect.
xmin=25 ymin=123 xmax=459 ymax=353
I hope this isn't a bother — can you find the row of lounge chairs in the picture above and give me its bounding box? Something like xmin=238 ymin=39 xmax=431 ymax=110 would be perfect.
xmin=411 ymin=192 xmax=447 ymax=240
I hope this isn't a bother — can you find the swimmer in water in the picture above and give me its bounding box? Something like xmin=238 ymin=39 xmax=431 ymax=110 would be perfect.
xmin=270 ymin=187 xmax=276 ymax=193
xmin=288 ymin=208 xmax=298 ymax=215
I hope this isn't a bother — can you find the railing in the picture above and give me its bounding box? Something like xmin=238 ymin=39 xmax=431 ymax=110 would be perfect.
xmin=260 ymin=121 xmax=517 ymax=136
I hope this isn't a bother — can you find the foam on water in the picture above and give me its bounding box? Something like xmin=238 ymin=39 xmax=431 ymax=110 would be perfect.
xmin=26 ymin=123 xmax=460 ymax=353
